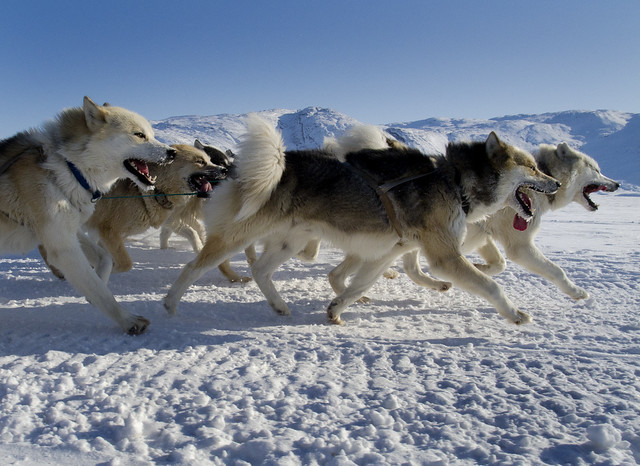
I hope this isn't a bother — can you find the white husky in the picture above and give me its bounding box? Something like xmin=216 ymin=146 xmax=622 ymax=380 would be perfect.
xmin=0 ymin=97 xmax=176 ymax=334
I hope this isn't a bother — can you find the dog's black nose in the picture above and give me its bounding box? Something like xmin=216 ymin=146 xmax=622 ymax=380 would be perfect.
xmin=166 ymin=148 xmax=177 ymax=161
xmin=556 ymin=180 xmax=562 ymax=189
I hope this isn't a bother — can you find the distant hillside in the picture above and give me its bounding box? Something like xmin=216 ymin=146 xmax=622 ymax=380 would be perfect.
xmin=153 ymin=108 xmax=639 ymax=187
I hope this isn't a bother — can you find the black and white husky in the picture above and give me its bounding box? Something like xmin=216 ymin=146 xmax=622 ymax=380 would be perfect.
xmin=164 ymin=115 xmax=560 ymax=325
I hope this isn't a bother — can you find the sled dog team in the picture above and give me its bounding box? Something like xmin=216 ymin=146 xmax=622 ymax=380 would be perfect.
xmin=0 ymin=98 xmax=620 ymax=334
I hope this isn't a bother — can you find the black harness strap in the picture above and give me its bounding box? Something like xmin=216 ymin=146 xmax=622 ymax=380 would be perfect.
xmin=344 ymin=163 xmax=405 ymax=237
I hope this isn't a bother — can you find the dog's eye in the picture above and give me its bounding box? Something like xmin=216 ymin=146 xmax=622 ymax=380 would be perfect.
xmin=197 ymin=160 xmax=207 ymax=167
xmin=134 ymin=132 xmax=147 ymax=140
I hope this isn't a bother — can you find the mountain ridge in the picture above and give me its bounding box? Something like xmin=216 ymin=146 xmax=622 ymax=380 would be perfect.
xmin=152 ymin=108 xmax=639 ymax=186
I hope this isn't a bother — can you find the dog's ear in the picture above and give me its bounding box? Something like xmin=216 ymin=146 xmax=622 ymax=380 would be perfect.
xmin=485 ymin=131 xmax=502 ymax=155
xmin=556 ymin=142 xmax=570 ymax=157
xmin=194 ymin=139 xmax=205 ymax=150
xmin=83 ymin=96 xmax=107 ymax=132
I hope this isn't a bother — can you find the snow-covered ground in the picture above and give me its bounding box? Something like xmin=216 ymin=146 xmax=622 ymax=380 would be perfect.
xmin=0 ymin=187 xmax=638 ymax=464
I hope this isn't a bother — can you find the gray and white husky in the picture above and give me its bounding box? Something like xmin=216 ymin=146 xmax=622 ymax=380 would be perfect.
xmin=164 ymin=115 xmax=560 ymax=325
xmin=459 ymin=142 xmax=619 ymax=298
xmin=0 ymin=97 xmax=176 ymax=334
xmin=329 ymin=128 xmax=619 ymax=302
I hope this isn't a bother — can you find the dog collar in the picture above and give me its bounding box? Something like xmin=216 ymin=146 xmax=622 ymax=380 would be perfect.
xmin=152 ymin=191 xmax=174 ymax=209
xmin=66 ymin=161 xmax=102 ymax=202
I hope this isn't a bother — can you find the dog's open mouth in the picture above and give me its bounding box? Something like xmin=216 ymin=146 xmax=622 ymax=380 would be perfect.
xmin=189 ymin=174 xmax=214 ymax=198
xmin=513 ymin=186 xmax=534 ymax=231
xmin=125 ymin=159 xmax=156 ymax=186
xmin=582 ymin=184 xmax=610 ymax=211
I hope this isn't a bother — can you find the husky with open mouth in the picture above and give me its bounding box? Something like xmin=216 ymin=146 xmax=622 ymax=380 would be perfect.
xmin=165 ymin=115 xmax=560 ymax=325
xmin=326 ymin=128 xmax=619 ymax=304
xmin=460 ymin=142 xmax=620 ymax=298
xmin=84 ymin=143 xmax=233 ymax=281
xmin=0 ymin=97 xmax=175 ymax=334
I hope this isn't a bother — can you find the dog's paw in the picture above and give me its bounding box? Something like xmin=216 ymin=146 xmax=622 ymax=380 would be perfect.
xmin=271 ymin=303 xmax=291 ymax=316
xmin=163 ymin=296 xmax=178 ymax=316
xmin=329 ymin=316 xmax=346 ymax=326
xmin=126 ymin=316 xmax=150 ymax=335
xmin=327 ymin=300 xmax=345 ymax=324
xmin=230 ymin=275 xmax=253 ymax=284
xmin=356 ymin=296 xmax=371 ymax=304
xmin=513 ymin=310 xmax=532 ymax=325
xmin=569 ymin=287 xmax=589 ymax=300
xmin=296 ymin=251 xmax=319 ymax=262
xmin=382 ymin=269 xmax=399 ymax=279
xmin=437 ymin=281 xmax=452 ymax=292
xmin=473 ymin=262 xmax=503 ymax=276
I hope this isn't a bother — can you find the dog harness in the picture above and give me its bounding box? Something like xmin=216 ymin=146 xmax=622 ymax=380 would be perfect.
xmin=344 ymin=163 xmax=436 ymax=237
xmin=344 ymin=162 xmax=404 ymax=236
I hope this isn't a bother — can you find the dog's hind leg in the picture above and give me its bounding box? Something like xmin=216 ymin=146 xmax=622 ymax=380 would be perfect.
xmin=503 ymin=242 xmax=589 ymax=299
xmin=251 ymin=232 xmax=312 ymax=316
xmin=217 ymin=259 xmax=252 ymax=283
xmin=244 ymin=244 xmax=258 ymax=265
xmin=164 ymin=234 xmax=246 ymax=315
xmin=296 ymin=238 xmax=321 ymax=262
xmin=328 ymin=254 xmax=363 ymax=295
xmin=327 ymin=256 xmax=394 ymax=325
xmin=401 ymin=249 xmax=452 ymax=291
xmin=421 ymin=237 xmax=531 ymax=324
xmin=96 ymin=228 xmax=133 ymax=274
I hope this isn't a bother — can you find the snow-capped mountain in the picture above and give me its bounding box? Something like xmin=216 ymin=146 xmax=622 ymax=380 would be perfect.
xmin=153 ymin=108 xmax=639 ymax=186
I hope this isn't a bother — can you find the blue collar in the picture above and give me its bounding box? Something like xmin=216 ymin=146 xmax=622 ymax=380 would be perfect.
xmin=66 ymin=161 xmax=102 ymax=202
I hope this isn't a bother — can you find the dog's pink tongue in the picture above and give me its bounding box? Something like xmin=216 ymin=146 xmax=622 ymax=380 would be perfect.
xmin=200 ymin=181 xmax=212 ymax=193
xmin=513 ymin=214 xmax=528 ymax=231
xmin=133 ymin=160 xmax=149 ymax=176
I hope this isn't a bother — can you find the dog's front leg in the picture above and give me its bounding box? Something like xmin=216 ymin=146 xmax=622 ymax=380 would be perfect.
xmin=473 ymin=238 xmax=507 ymax=276
xmin=422 ymin=238 xmax=531 ymax=325
xmin=172 ymin=222 xmax=205 ymax=253
xmin=78 ymin=233 xmax=113 ymax=282
xmin=503 ymin=242 xmax=589 ymax=300
xmin=41 ymin=235 xmax=148 ymax=334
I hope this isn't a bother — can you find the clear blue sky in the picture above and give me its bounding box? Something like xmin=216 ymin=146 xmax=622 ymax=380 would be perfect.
xmin=1 ymin=0 xmax=638 ymax=138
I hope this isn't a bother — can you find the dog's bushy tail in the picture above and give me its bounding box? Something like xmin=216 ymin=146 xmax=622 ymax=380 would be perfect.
xmin=323 ymin=125 xmax=407 ymax=161
xmin=234 ymin=114 xmax=286 ymax=221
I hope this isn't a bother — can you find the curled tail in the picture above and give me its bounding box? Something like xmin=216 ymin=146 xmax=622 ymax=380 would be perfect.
xmin=323 ymin=125 xmax=408 ymax=160
xmin=234 ymin=114 xmax=287 ymax=221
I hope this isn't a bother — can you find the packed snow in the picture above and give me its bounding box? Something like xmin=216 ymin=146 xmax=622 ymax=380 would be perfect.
xmin=0 ymin=109 xmax=639 ymax=465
